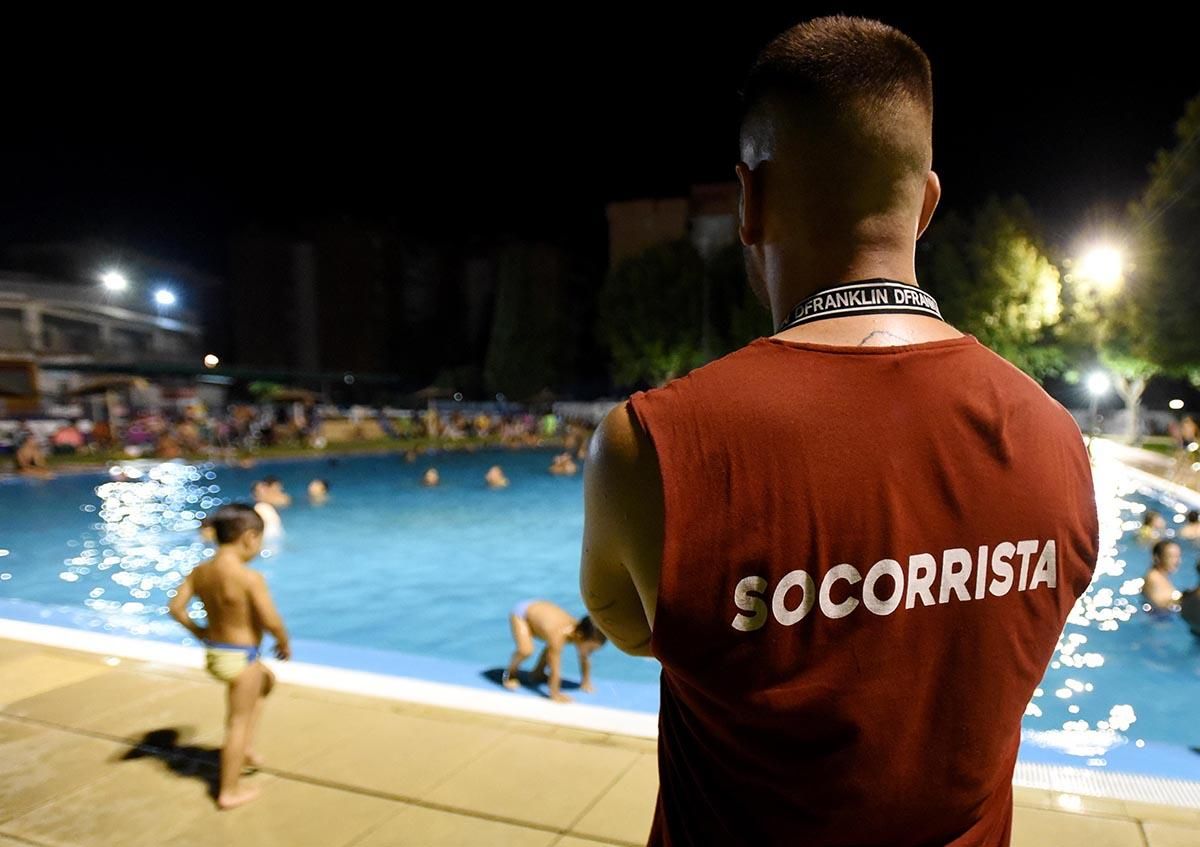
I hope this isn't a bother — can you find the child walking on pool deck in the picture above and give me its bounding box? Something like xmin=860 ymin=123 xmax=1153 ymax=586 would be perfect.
xmin=168 ymin=503 xmax=291 ymax=810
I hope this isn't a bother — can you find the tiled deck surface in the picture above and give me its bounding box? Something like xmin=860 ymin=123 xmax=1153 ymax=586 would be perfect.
xmin=0 ymin=639 xmax=1197 ymax=846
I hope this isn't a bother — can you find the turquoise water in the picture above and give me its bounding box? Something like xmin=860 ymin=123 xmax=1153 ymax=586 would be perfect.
xmin=1 ymin=450 xmax=1199 ymax=759
xmin=0 ymin=450 xmax=663 ymax=683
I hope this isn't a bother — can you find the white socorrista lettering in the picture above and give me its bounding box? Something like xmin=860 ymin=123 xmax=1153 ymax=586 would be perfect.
xmin=731 ymin=539 xmax=1058 ymax=631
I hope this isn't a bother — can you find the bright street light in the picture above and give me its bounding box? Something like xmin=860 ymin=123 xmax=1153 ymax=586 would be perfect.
xmin=203 ymin=354 xmax=220 ymax=368
xmin=1169 ymin=399 xmax=1185 ymax=411
xmin=100 ymin=270 xmax=129 ymax=292
xmin=1086 ymin=372 xmax=1111 ymax=397
xmin=1078 ymin=246 xmax=1124 ymax=291
xmin=154 ymin=288 xmax=177 ymax=307
xmin=1086 ymin=371 xmax=1111 ymax=440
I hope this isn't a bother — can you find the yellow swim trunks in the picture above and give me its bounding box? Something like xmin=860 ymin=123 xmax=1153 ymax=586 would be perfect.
xmin=204 ymin=642 xmax=261 ymax=683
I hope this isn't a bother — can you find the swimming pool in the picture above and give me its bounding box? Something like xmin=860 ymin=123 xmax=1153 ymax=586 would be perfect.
xmin=1 ymin=447 xmax=1199 ymax=777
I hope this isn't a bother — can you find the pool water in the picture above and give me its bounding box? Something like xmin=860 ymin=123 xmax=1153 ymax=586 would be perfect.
xmin=1 ymin=449 xmax=1199 ymax=761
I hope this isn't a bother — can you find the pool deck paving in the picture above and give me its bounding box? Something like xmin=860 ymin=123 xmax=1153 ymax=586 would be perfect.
xmin=0 ymin=638 xmax=1197 ymax=846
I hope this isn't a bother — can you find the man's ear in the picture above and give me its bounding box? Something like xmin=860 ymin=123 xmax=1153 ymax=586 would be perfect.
xmin=736 ymin=162 xmax=764 ymax=246
xmin=916 ymin=170 xmax=941 ymax=240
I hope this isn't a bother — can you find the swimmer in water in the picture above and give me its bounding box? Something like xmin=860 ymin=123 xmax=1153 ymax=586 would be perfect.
xmin=485 ymin=465 xmax=509 ymax=488
xmin=252 ymin=476 xmax=291 ymax=509
xmin=422 ymin=468 xmax=440 ymax=487
xmin=1138 ymin=510 xmax=1167 ymax=544
xmin=1143 ymin=540 xmax=1181 ymax=612
xmin=250 ymin=481 xmax=285 ymax=539
xmin=549 ymin=452 xmax=578 ymax=476
xmin=307 ymin=479 xmax=330 ymax=505
xmin=1179 ymin=510 xmax=1200 ymax=541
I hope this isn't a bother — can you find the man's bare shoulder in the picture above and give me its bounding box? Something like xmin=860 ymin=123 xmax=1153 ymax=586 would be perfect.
xmin=590 ymin=402 xmax=658 ymax=480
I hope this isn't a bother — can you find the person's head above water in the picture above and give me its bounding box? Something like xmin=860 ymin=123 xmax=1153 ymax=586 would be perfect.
xmin=1142 ymin=510 xmax=1166 ymax=530
xmin=1187 ymin=510 xmax=1199 ymax=525
xmin=736 ymin=15 xmax=937 ymax=325
xmin=208 ymin=503 xmax=265 ymax=561
xmin=308 ymin=479 xmax=329 ymax=497
xmin=1151 ymin=540 xmax=1181 ymax=573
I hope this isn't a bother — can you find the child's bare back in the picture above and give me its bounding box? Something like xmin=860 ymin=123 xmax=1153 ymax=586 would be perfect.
xmin=189 ymin=559 xmax=264 ymax=647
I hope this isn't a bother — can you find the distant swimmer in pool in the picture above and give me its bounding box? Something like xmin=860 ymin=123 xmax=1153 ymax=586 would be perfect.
xmin=167 ymin=504 xmax=291 ymax=810
xmin=1179 ymin=510 xmax=1200 ymax=542
xmin=252 ymin=476 xmax=292 ymax=508
xmin=251 ymin=482 xmax=284 ymax=539
xmin=549 ymin=452 xmax=578 ymax=476
xmin=1143 ymin=540 xmax=1182 ymax=612
xmin=485 ymin=465 xmax=509 ymax=488
xmin=307 ymin=478 xmax=330 ymax=505
xmin=422 ymin=468 xmax=440 ymax=487
xmin=1138 ymin=510 xmax=1167 ymax=544
xmin=1180 ymin=560 xmax=1200 ymax=637
xmin=503 ymin=600 xmax=607 ymax=703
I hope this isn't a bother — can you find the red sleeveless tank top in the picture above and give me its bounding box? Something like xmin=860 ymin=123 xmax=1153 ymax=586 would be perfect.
xmin=627 ymin=334 xmax=1099 ymax=847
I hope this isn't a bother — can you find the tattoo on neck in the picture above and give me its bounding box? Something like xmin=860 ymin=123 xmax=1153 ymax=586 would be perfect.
xmin=858 ymin=330 xmax=913 ymax=346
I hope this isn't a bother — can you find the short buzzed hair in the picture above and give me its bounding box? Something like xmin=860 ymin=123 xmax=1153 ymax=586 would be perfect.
xmin=740 ymin=16 xmax=934 ymax=214
xmin=209 ymin=503 xmax=265 ymax=545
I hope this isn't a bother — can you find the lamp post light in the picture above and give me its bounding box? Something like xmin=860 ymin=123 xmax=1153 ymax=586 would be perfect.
xmin=99 ymin=270 xmax=129 ymax=292
xmin=1078 ymin=246 xmax=1124 ymax=294
xmin=1087 ymin=371 xmax=1111 ymax=439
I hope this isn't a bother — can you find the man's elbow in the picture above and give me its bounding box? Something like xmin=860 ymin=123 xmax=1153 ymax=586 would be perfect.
xmin=613 ymin=633 xmax=654 ymax=658
xmin=592 ymin=619 xmax=653 ymax=658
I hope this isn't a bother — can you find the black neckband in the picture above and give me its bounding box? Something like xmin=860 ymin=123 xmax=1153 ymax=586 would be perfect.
xmin=777 ymin=279 xmax=945 ymax=334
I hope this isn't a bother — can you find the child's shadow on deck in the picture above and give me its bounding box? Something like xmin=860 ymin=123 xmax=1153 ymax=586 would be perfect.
xmin=480 ymin=668 xmax=581 ymax=698
xmin=117 ymin=728 xmax=221 ymax=799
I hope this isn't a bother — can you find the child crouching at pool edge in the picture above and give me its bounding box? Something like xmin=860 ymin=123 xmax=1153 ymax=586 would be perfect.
xmin=504 ymin=600 xmax=607 ymax=703
xmin=168 ymin=503 xmax=291 ymax=810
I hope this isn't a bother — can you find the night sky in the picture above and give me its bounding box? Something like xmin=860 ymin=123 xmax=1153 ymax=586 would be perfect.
xmin=2 ymin=9 xmax=1196 ymax=275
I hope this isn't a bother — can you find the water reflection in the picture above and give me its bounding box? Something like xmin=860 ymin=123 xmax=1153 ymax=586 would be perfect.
xmin=70 ymin=461 xmax=224 ymax=639
xmin=1023 ymin=446 xmax=1200 ymax=760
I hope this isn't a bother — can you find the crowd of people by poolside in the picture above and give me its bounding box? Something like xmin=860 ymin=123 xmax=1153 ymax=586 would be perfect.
xmin=1138 ymin=508 xmax=1200 ymax=636
xmin=4 ymin=402 xmax=595 ymax=478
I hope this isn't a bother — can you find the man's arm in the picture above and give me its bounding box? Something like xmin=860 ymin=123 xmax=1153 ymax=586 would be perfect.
xmin=248 ymin=572 xmax=292 ymax=660
xmin=579 ymin=401 xmax=664 ymax=658
xmin=167 ymin=573 xmax=206 ymax=641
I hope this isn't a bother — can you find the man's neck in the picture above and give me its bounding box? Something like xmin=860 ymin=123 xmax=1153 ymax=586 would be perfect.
xmin=763 ymin=245 xmax=966 ymax=347
xmin=768 ymin=248 xmax=918 ymax=327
